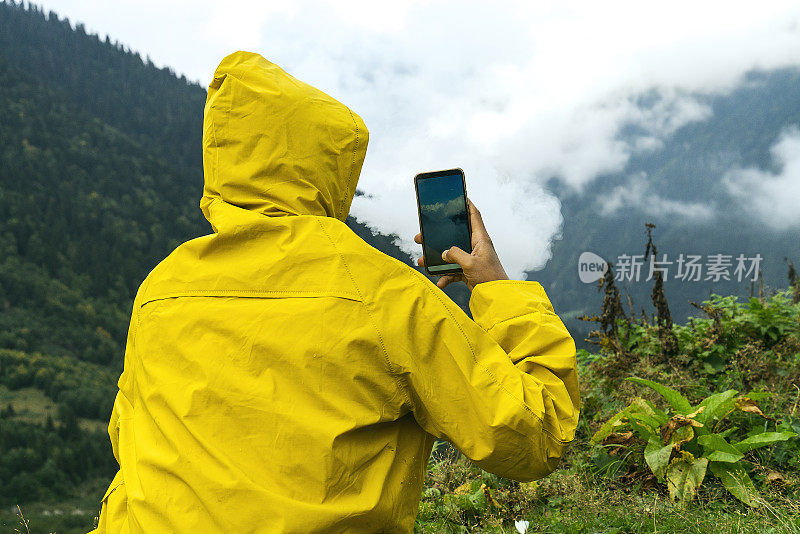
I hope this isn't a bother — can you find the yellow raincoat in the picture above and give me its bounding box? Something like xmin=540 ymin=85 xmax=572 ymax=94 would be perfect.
xmin=92 ymin=51 xmax=580 ymax=533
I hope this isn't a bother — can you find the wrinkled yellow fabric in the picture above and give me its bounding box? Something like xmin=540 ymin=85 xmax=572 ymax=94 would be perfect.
xmin=90 ymin=51 xmax=580 ymax=533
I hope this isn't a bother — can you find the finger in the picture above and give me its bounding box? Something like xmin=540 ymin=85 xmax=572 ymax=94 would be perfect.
xmin=436 ymin=274 xmax=459 ymax=289
xmin=466 ymin=199 xmax=488 ymax=237
xmin=442 ymin=246 xmax=472 ymax=268
xmin=414 ymin=233 xmax=422 ymax=244
xmin=416 ymin=256 xmax=425 ymax=267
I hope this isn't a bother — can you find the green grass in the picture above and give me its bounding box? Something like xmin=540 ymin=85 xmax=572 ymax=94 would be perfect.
xmin=0 ymin=478 xmax=104 ymax=534
xmin=6 ymin=458 xmax=799 ymax=534
xmin=0 ymin=385 xmax=56 ymax=425
xmin=0 ymin=384 xmax=107 ymax=433
xmin=414 ymin=448 xmax=800 ymax=533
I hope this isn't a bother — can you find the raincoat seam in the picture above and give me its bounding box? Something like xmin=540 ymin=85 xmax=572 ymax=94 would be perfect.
xmin=485 ymin=309 xmax=557 ymax=329
xmin=100 ymin=470 xmax=125 ymax=504
xmin=139 ymin=290 xmax=363 ymax=308
xmin=101 ymin=481 xmax=124 ymax=502
xmin=410 ymin=273 xmax=572 ymax=445
xmin=316 ymin=219 xmax=413 ymax=408
xmin=342 ymin=107 xmax=359 ymax=219
xmin=204 ymin=72 xmax=225 ymax=220
xmin=212 ymin=111 xmax=219 ymax=194
xmin=475 ymin=280 xmax=542 ymax=288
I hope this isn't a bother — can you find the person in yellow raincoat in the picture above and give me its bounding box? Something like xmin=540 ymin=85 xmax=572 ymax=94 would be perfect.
xmin=90 ymin=51 xmax=580 ymax=533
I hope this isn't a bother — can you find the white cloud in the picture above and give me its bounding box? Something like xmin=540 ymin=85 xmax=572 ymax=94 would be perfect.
xmin=598 ymin=173 xmax=715 ymax=220
xmin=420 ymin=197 xmax=464 ymax=218
xmin=38 ymin=0 xmax=800 ymax=277
xmin=724 ymin=126 xmax=800 ymax=230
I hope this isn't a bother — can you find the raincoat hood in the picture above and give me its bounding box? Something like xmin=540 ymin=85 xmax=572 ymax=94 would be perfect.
xmin=200 ymin=51 xmax=368 ymax=231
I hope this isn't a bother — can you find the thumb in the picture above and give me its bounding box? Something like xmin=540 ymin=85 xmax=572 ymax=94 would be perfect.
xmin=442 ymin=246 xmax=471 ymax=267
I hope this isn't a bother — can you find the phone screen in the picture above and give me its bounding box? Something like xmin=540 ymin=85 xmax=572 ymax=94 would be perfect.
xmin=416 ymin=169 xmax=471 ymax=274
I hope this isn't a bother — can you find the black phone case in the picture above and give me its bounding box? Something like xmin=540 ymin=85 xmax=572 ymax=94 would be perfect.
xmin=413 ymin=168 xmax=471 ymax=277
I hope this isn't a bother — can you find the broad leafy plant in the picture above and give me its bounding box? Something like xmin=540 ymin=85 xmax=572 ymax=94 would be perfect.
xmin=675 ymin=292 xmax=800 ymax=377
xmin=591 ymin=377 xmax=797 ymax=506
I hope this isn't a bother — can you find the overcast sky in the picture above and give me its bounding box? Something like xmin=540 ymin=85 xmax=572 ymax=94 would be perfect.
xmin=38 ymin=0 xmax=800 ymax=278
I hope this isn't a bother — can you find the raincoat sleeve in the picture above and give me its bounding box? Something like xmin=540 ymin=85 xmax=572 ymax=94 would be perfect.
xmin=380 ymin=276 xmax=579 ymax=482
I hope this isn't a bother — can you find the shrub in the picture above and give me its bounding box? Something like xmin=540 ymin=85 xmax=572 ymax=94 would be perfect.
xmin=591 ymin=378 xmax=798 ymax=506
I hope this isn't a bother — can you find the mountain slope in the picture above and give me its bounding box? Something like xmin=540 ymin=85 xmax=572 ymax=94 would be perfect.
xmin=534 ymin=68 xmax=800 ymax=345
xmin=0 ymin=0 xmax=206 ymax=173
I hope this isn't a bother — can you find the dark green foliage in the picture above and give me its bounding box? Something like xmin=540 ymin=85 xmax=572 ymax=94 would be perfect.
xmin=0 ymin=257 xmax=129 ymax=367
xmin=644 ymin=223 xmax=678 ymax=359
xmin=0 ymin=349 xmax=117 ymax=419
xmin=0 ymin=1 xmax=206 ymax=174
xmin=786 ymin=258 xmax=800 ymax=304
xmin=666 ymin=291 xmax=800 ymax=397
xmin=0 ymin=414 xmax=115 ymax=506
xmin=0 ymin=49 xmax=203 ymax=363
xmin=0 ymin=350 xmax=118 ymax=508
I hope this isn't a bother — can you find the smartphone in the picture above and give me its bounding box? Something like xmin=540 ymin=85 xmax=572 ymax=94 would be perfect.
xmin=414 ymin=168 xmax=472 ymax=276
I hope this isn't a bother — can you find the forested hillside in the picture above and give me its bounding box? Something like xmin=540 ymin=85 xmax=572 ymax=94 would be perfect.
xmin=0 ymin=1 xmax=435 ymax=364
xmin=0 ymin=1 xmax=205 ymax=509
xmin=0 ymin=0 xmax=428 ymax=512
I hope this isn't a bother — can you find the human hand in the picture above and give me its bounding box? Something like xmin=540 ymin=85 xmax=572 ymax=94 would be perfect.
xmin=414 ymin=199 xmax=509 ymax=290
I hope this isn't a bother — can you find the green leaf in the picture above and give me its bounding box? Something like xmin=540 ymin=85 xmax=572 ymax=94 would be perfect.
xmin=591 ymin=448 xmax=627 ymax=479
xmin=669 ymin=425 xmax=694 ymax=448
xmin=468 ymin=486 xmax=487 ymax=512
xmin=642 ymin=399 xmax=669 ymax=426
xmin=698 ymin=434 xmax=744 ymax=463
xmin=644 ymin=435 xmax=673 ymax=481
xmin=591 ymin=410 xmax=628 ymax=445
xmin=666 ymin=454 xmax=708 ymax=504
xmin=743 ymin=390 xmax=773 ymax=402
xmin=591 ymin=397 xmax=659 ymax=444
xmin=701 ymin=352 xmax=727 ymax=374
xmin=733 ymin=431 xmax=797 ymax=453
xmin=445 ymin=493 xmax=474 ymax=512
xmin=709 ymin=461 xmax=760 ymax=507
xmin=628 ymin=418 xmax=657 ymax=442
xmin=694 ymin=389 xmax=738 ymax=426
xmin=628 ymin=412 xmax=660 ymax=433
xmin=627 ymin=377 xmax=693 ymax=415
